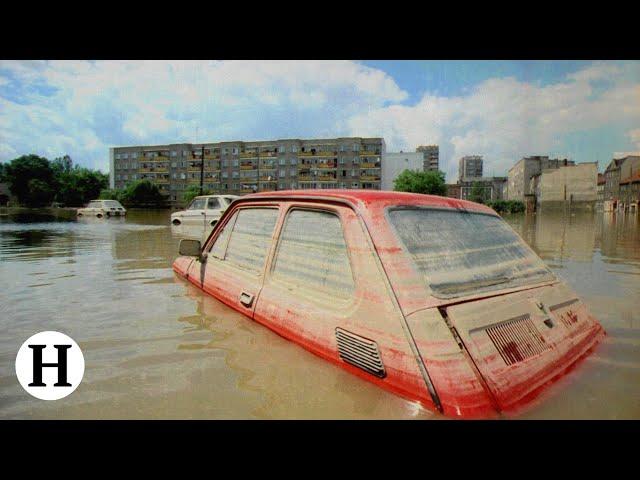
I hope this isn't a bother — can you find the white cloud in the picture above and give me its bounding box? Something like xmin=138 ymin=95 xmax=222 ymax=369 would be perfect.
xmin=347 ymin=62 xmax=640 ymax=180
xmin=0 ymin=60 xmax=406 ymax=171
xmin=0 ymin=60 xmax=639 ymax=182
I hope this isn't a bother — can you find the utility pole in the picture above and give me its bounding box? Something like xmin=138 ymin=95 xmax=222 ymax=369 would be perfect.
xmin=256 ymin=146 xmax=260 ymax=193
xmin=200 ymin=144 xmax=205 ymax=195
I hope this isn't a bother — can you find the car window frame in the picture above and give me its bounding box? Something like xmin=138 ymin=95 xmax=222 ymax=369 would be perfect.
xmin=207 ymin=197 xmax=221 ymax=210
xmin=267 ymin=205 xmax=357 ymax=303
xmin=206 ymin=205 xmax=280 ymax=276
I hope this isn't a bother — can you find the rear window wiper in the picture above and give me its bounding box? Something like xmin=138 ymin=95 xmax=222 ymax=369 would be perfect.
xmin=436 ymin=276 xmax=511 ymax=294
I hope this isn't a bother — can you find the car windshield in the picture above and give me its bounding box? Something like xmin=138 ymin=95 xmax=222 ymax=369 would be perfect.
xmin=388 ymin=207 xmax=555 ymax=298
xmin=188 ymin=198 xmax=206 ymax=210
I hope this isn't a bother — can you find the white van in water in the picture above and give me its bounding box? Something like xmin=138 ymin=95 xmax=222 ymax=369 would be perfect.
xmin=77 ymin=199 xmax=126 ymax=218
xmin=171 ymin=195 xmax=239 ymax=227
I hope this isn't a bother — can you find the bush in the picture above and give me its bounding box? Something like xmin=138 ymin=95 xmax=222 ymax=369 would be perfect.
xmin=487 ymin=199 xmax=525 ymax=214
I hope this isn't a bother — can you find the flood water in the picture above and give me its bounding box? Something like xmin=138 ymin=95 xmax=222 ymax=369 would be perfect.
xmin=0 ymin=208 xmax=638 ymax=419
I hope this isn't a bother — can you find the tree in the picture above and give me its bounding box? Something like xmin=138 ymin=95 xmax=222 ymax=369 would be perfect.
xmin=102 ymin=179 xmax=167 ymax=207
xmin=469 ymin=181 xmax=487 ymax=204
xmin=3 ymin=155 xmax=57 ymax=206
xmin=55 ymin=167 xmax=109 ymax=206
xmin=393 ymin=169 xmax=446 ymax=196
xmin=182 ymin=185 xmax=212 ymax=205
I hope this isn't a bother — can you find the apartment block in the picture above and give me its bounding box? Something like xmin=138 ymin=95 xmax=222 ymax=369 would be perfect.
xmin=109 ymin=137 xmax=384 ymax=206
xmin=458 ymin=155 xmax=483 ymax=182
xmin=416 ymin=145 xmax=439 ymax=171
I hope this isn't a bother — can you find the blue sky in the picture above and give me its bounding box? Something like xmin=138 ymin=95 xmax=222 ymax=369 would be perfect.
xmin=1 ymin=60 xmax=639 ymax=182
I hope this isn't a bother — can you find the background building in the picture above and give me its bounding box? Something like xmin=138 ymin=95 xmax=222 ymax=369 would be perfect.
xmin=603 ymin=155 xmax=640 ymax=202
xmin=458 ymin=177 xmax=507 ymax=202
xmin=507 ymin=156 xmax=575 ymax=201
xmin=110 ymin=137 xmax=384 ymax=206
xmin=381 ymin=152 xmax=423 ymax=190
xmin=416 ymin=145 xmax=439 ymax=171
xmin=532 ymin=162 xmax=597 ymax=208
xmin=458 ymin=155 xmax=483 ymax=182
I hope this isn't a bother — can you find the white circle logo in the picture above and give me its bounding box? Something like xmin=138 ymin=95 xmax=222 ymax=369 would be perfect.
xmin=15 ymin=331 xmax=85 ymax=401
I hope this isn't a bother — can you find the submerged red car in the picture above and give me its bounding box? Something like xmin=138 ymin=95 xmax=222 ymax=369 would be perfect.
xmin=173 ymin=190 xmax=605 ymax=418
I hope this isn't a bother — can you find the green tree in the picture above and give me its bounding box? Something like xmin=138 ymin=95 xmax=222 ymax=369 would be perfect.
xmin=393 ymin=169 xmax=446 ymax=196
xmin=182 ymin=185 xmax=212 ymax=205
xmin=56 ymin=167 xmax=109 ymax=206
xmin=469 ymin=181 xmax=487 ymax=204
xmin=3 ymin=155 xmax=57 ymax=206
xmin=104 ymin=179 xmax=167 ymax=207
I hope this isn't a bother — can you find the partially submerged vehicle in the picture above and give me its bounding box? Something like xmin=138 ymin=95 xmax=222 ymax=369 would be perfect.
xmin=171 ymin=195 xmax=239 ymax=227
xmin=172 ymin=190 xmax=605 ymax=418
xmin=77 ymin=199 xmax=126 ymax=218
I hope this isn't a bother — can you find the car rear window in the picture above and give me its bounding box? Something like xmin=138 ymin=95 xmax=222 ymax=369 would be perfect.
xmin=271 ymin=209 xmax=354 ymax=298
xmin=388 ymin=207 xmax=555 ymax=298
xmin=224 ymin=208 xmax=279 ymax=274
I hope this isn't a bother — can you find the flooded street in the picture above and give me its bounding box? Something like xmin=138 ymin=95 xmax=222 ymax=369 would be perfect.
xmin=0 ymin=209 xmax=638 ymax=419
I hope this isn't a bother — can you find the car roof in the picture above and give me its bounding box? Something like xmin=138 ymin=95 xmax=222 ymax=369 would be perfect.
xmin=241 ymin=189 xmax=496 ymax=215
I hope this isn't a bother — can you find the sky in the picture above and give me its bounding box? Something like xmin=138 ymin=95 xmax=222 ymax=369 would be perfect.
xmin=1 ymin=60 xmax=639 ymax=182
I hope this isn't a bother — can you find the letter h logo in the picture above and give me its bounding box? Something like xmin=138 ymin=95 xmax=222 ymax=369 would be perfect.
xmin=28 ymin=344 xmax=72 ymax=387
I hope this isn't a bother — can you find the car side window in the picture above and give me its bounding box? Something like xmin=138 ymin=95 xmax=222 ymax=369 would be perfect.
xmin=208 ymin=210 xmax=238 ymax=259
xmin=223 ymin=208 xmax=279 ymax=274
xmin=271 ymin=209 xmax=355 ymax=298
xmin=207 ymin=197 xmax=221 ymax=209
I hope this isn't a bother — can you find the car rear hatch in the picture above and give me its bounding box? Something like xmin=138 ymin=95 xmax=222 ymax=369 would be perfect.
xmin=385 ymin=206 xmax=605 ymax=414
xmin=443 ymin=281 xmax=604 ymax=412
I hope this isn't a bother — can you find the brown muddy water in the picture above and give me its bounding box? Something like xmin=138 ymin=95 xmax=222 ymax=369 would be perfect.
xmin=0 ymin=209 xmax=638 ymax=419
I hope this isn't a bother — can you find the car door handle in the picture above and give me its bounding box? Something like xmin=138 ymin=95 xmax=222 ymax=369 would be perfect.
xmin=239 ymin=291 xmax=254 ymax=308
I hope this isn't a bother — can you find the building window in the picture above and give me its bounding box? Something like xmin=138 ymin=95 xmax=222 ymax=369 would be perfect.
xmin=131 ymin=152 xmax=138 ymax=159
xmin=339 ymin=157 xmax=345 ymax=165
xmin=279 ymin=158 xmax=286 ymax=166
xmin=170 ymin=151 xmax=177 ymax=157
xmin=115 ymin=154 xmax=121 ymax=160
xmin=352 ymin=144 xmax=359 ymax=152
xmin=279 ymin=169 xmax=286 ymax=178
xmin=340 ymin=145 xmax=345 ymax=152
xmin=222 ymin=172 xmax=228 ymax=179
xmin=171 ymin=162 xmax=177 ymax=168
xmin=353 ymin=157 xmax=359 ymax=164
xmin=222 ymin=160 xmax=229 ymax=168
xmin=290 ymin=168 xmax=296 ymax=177
xmin=290 ymin=157 xmax=297 ymax=165
xmin=232 ymin=159 xmax=239 ymax=167
xmin=232 ymin=147 xmax=238 ymax=155
xmin=291 ymin=146 xmax=298 ymax=153
xmin=232 ymin=171 xmax=239 ymax=178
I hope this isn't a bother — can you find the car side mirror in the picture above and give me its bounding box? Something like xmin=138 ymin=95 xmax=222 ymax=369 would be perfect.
xmin=179 ymin=239 xmax=202 ymax=257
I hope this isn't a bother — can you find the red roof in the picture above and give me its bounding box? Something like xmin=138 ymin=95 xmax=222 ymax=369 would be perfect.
xmin=241 ymin=189 xmax=496 ymax=215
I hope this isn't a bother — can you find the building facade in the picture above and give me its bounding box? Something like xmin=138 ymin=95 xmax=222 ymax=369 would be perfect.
xmin=603 ymin=155 xmax=640 ymax=202
xmin=110 ymin=137 xmax=384 ymax=206
xmin=458 ymin=155 xmax=483 ymax=182
xmin=416 ymin=145 xmax=439 ymax=171
xmin=532 ymin=162 xmax=597 ymax=207
xmin=506 ymin=156 xmax=575 ymax=201
xmin=381 ymin=151 xmax=424 ymax=190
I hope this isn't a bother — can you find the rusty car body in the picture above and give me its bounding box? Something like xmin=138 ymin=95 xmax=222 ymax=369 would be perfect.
xmin=172 ymin=190 xmax=605 ymax=418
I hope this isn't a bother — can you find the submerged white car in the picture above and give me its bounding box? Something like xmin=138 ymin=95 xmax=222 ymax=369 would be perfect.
xmin=77 ymin=199 xmax=126 ymax=218
xmin=171 ymin=195 xmax=239 ymax=227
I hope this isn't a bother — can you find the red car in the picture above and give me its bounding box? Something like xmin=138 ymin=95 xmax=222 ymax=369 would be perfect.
xmin=173 ymin=190 xmax=605 ymax=418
